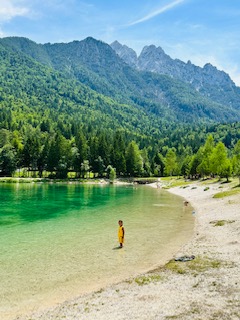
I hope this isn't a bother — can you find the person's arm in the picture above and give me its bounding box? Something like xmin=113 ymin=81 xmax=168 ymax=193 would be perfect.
xmin=122 ymin=227 xmax=124 ymax=237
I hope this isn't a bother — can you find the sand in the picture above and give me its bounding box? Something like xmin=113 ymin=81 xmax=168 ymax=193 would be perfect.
xmin=15 ymin=180 xmax=240 ymax=320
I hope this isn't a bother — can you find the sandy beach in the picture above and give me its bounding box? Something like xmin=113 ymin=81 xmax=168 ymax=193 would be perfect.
xmin=16 ymin=180 xmax=240 ymax=320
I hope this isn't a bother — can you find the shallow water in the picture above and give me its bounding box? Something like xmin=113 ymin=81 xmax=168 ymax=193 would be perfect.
xmin=0 ymin=183 xmax=193 ymax=319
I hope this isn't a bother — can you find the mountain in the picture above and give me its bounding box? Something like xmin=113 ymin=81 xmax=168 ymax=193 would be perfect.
xmin=1 ymin=36 xmax=240 ymax=124
xmin=0 ymin=40 xmax=165 ymax=141
xmin=111 ymin=41 xmax=240 ymax=112
xmin=111 ymin=40 xmax=137 ymax=67
xmin=1 ymin=36 xmax=240 ymax=179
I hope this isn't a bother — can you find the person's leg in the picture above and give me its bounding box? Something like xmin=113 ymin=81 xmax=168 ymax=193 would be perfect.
xmin=119 ymin=236 xmax=123 ymax=247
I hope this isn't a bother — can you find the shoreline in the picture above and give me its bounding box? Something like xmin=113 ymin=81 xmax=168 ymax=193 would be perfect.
xmin=15 ymin=180 xmax=240 ymax=319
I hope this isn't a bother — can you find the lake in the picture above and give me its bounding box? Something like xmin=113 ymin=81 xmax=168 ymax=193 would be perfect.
xmin=0 ymin=183 xmax=193 ymax=319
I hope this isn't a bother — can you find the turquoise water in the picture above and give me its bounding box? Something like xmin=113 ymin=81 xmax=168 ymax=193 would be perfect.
xmin=0 ymin=183 xmax=193 ymax=319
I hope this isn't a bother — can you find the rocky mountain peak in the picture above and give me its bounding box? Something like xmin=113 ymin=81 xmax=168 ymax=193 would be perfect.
xmin=140 ymin=44 xmax=165 ymax=56
xmin=138 ymin=45 xmax=173 ymax=73
xmin=111 ymin=41 xmax=238 ymax=104
xmin=110 ymin=41 xmax=138 ymax=66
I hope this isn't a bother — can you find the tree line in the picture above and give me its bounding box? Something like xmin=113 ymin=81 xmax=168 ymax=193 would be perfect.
xmin=0 ymin=127 xmax=239 ymax=182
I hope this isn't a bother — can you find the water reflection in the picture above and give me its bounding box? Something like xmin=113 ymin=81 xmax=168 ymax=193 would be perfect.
xmin=1 ymin=183 xmax=128 ymax=225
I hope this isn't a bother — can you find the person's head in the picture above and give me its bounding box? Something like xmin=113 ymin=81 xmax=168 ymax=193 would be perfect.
xmin=118 ymin=220 xmax=123 ymax=226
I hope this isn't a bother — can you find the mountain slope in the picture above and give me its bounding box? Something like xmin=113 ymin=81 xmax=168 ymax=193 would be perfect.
xmin=0 ymin=42 xmax=166 ymax=140
xmin=1 ymin=36 xmax=240 ymax=123
xmin=111 ymin=41 xmax=240 ymax=113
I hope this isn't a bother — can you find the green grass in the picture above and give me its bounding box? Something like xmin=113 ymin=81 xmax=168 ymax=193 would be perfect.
xmin=160 ymin=177 xmax=193 ymax=188
xmin=165 ymin=260 xmax=186 ymax=274
xmin=134 ymin=274 xmax=163 ymax=286
xmin=213 ymin=189 xmax=240 ymax=198
xmin=210 ymin=220 xmax=235 ymax=227
xmin=165 ymin=256 xmax=222 ymax=275
xmin=187 ymin=256 xmax=221 ymax=272
xmin=200 ymin=177 xmax=219 ymax=185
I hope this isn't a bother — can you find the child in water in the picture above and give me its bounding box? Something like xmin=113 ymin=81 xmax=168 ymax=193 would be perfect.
xmin=118 ymin=220 xmax=124 ymax=248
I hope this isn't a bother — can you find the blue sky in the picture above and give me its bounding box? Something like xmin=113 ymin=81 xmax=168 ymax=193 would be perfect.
xmin=0 ymin=0 xmax=240 ymax=85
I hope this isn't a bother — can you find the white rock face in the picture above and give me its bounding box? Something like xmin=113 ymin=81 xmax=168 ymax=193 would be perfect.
xmin=111 ymin=41 xmax=237 ymax=106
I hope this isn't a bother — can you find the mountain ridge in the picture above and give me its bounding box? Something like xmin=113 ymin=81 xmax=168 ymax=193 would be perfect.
xmin=1 ymin=36 xmax=240 ymax=124
xmin=111 ymin=40 xmax=235 ymax=87
xmin=110 ymin=41 xmax=240 ymax=109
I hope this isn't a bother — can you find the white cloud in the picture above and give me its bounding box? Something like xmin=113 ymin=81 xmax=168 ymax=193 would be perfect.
xmin=0 ymin=0 xmax=29 ymax=22
xmin=128 ymin=0 xmax=186 ymax=26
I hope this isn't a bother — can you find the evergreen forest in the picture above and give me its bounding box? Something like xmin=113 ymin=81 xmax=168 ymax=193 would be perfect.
xmin=0 ymin=37 xmax=240 ymax=181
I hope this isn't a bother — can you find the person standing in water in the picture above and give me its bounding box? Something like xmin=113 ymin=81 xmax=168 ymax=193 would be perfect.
xmin=118 ymin=220 xmax=124 ymax=248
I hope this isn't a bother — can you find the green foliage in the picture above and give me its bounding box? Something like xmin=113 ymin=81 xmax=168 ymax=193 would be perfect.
xmin=196 ymin=135 xmax=214 ymax=177
xmin=0 ymin=144 xmax=17 ymax=175
xmin=210 ymin=142 xmax=232 ymax=181
xmin=232 ymin=140 xmax=240 ymax=183
xmin=0 ymin=37 xmax=240 ymax=179
xmin=125 ymin=141 xmax=143 ymax=176
xmin=106 ymin=165 xmax=116 ymax=182
xmin=2 ymin=36 xmax=240 ymax=124
xmin=164 ymin=148 xmax=178 ymax=176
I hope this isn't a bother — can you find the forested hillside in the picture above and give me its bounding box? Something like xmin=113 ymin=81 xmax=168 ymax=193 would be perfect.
xmin=0 ymin=37 xmax=240 ymax=179
xmin=2 ymin=37 xmax=240 ymax=123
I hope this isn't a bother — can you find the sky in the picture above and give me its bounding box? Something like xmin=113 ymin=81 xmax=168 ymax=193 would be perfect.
xmin=0 ymin=0 xmax=240 ymax=85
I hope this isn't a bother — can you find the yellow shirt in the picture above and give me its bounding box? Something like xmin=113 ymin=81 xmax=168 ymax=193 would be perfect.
xmin=118 ymin=226 xmax=124 ymax=237
xmin=118 ymin=226 xmax=124 ymax=243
